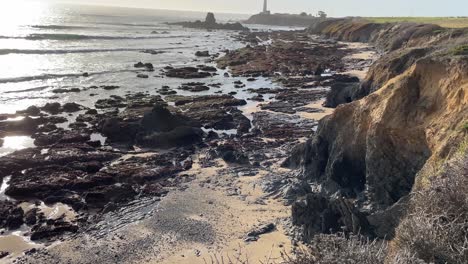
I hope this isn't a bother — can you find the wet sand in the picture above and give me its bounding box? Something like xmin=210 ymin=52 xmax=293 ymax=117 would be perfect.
xmin=341 ymin=41 xmax=379 ymax=80
xmin=0 ymin=234 xmax=36 ymax=260
xmin=297 ymin=98 xmax=334 ymax=120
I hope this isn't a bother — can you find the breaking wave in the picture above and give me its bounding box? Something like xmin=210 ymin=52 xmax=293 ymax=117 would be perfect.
xmin=29 ymin=25 xmax=90 ymax=30
xmin=0 ymin=70 xmax=138 ymax=84
xmin=0 ymin=46 xmax=190 ymax=55
xmin=0 ymin=33 xmax=184 ymax=41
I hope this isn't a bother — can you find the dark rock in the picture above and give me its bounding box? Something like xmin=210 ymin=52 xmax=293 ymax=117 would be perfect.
xmin=137 ymin=126 xmax=203 ymax=149
xmin=141 ymin=183 xmax=169 ymax=196
xmin=179 ymin=85 xmax=210 ymax=92
xmin=37 ymin=123 xmax=58 ymax=133
xmin=30 ymin=220 xmax=79 ymax=241
xmin=95 ymin=97 xmax=127 ymax=109
xmin=323 ymin=82 xmax=360 ymax=108
xmin=34 ymin=132 xmax=90 ymax=147
xmin=87 ymin=140 xmax=102 ymax=148
xmin=24 ymin=208 xmax=39 ymax=226
xmin=140 ymin=106 xmax=187 ymax=133
xmin=137 ymin=74 xmax=149 ymax=79
xmin=83 ymin=183 xmax=136 ymax=207
xmin=170 ymin=13 xmax=249 ymax=31
xmin=314 ymin=64 xmax=324 ymax=75
xmin=0 ymin=201 xmax=24 ymax=230
xmin=41 ymin=102 xmax=61 ymax=115
xmin=216 ymin=144 xmax=250 ymax=165
xmin=51 ymin=88 xmax=81 ymax=94
xmin=134 ymin=62 xmax=154 ymax=70
xmin=141 ymin=50 xmax=165 ymax=55
xmin=85 ymin=109 xmax=98 ymax=115
xmin=69 ymin=161 xmax=103 ymax=173
xmin=165 ymin=67 xmax=211 ymax=79
xmin=249 ymin=95 xmax=264 ymax=102
xmin=252 ymin=111 xmax=316 ymax=139
xmin=62 ymin=102 xmax=84 ymax=113
xmin=205 ymin=12 xmax=216 ymax=25
xmin=17 ymin=105 xmax=41 ymax=116
xmin=199 ymin=66 xmax=217 ymax=72
xmin=101 ymin=85 xmax=120 ymax=90
xmin=247 ymin=223 xmax=275 ymax=237
xmin=195 ymin=51 xmax=210 ymax=57
xmin=100 ymin=118 xmax=139 ymax=142
xmin=292 ymin=193 xmax=370 ymax=241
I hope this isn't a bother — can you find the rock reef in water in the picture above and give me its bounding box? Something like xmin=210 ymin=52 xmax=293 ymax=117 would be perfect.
xmin=170 ymin=12 xmax=249 ymax=31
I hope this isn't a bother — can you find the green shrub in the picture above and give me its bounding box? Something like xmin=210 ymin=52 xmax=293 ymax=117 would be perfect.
xmin=451 ymin=45 xmax=468 ymax=55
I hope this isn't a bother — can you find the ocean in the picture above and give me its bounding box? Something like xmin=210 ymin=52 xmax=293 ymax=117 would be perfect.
xmin=0 ymin=3 xmax=258 ymax=113
xmin=0 ymin=3 xmax=303 ymax=157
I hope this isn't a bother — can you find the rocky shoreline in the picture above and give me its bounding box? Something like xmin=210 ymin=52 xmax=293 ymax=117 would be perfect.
xmin=0 ymin=23 xmax=378 ymax=263
xmin=169 ymin=13 xmax=248 ymax=31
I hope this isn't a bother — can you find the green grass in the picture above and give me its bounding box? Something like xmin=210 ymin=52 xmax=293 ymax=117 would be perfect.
xmin=450 ymin=45 xmax=468 ymax=56
xmin=364 ymin=17 xmax=468 ymax=28
xmin=463 ymin=122 xmax=468 ymax=131
xmin=457 ymin=136 xmax=468 ymax=155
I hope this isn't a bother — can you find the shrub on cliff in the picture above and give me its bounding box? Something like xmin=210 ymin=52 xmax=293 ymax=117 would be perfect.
xmin=283 ymin=234 xmax=388 ymax=264
xmin=394 ymin=150 xmax=468 ymax=264
xmin=463 ymin=122 xmax=468 ymax=132
xmin=451 ymin=44 xmax=468 ymax=56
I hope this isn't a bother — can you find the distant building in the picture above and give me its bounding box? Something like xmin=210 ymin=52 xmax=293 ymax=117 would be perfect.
xmin=261 ymin=0 xmax=271 ymax=15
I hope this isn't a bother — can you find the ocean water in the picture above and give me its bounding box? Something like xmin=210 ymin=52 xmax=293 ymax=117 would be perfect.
xmin=0 ymin=3 xmax=269 ymax=113
xmin=0 ymin=3 xmax=305 ymax=156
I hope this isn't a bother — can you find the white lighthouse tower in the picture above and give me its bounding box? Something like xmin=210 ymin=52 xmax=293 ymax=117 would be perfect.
xmin=262 ymin=0 xmax=271 ymax=14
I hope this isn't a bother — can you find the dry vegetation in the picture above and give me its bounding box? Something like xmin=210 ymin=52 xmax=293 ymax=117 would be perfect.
xmin=284 ymin=144 xmax=468 ymax=264
xmin=394 ymin=150 xmax=468 ymax=264
xmin=364 ymin=17 xmax=468 ymax=28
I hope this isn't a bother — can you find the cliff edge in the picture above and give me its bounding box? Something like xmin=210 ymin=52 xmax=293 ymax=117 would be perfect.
xmin=288 ymin=19 xmax=468 ymax=248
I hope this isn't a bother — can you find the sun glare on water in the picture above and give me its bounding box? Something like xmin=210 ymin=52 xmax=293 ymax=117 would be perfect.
xmin=0 ymin=0 xmax=49 ymax=33
xmin=0 ymin=136 xmax=36 ymax=157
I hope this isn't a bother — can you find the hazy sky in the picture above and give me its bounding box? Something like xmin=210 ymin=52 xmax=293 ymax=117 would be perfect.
xmin=25 ymin=0 xmax=468 ymax=17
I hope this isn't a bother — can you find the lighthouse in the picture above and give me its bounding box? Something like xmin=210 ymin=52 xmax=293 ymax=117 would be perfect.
xmin=262 ymin=0 xmax=271 ymax=14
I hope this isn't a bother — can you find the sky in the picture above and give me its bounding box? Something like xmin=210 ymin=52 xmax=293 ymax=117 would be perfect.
xmin=20 ymin=0 xmax=468 ymax=17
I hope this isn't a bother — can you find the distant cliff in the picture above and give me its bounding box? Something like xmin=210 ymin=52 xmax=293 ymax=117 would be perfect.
xmin=244 ymin=13 xmax=324 ymax=27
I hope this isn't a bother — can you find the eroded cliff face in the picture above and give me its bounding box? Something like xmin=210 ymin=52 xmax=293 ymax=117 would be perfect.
xmin=290 ymin=20 xmax=468 ymax=240
xmin=312 ymin=19 xmax=468 ymax=107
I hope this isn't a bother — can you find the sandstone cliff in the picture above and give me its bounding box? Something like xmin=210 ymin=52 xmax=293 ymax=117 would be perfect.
xmin=289 ymin=19 xmax=468 ymax=242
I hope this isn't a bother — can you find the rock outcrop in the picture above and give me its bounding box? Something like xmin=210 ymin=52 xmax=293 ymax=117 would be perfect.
xmin=170 ymin=13 xmax=249 ymax=31
xmin=289 ymin=19 xmax=468 ymax=241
